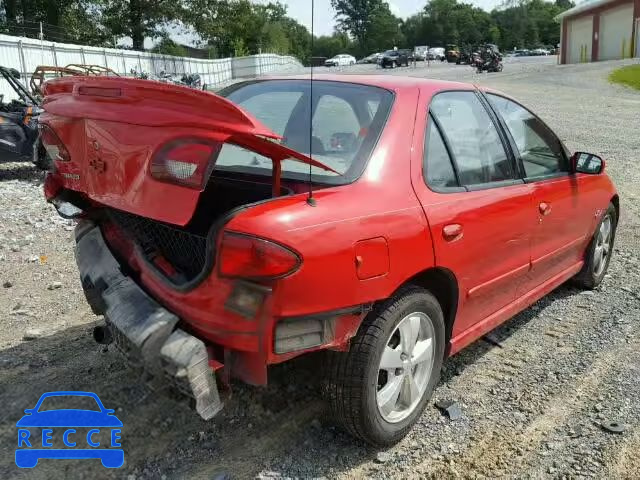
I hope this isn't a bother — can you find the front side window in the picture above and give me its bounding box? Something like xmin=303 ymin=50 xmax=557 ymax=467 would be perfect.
xmin=488 ymin=94 xmax=567 ymax=178
xmin=430 ymin=91 xmax=515 ymax=186
xmin=218 ymin=80 xmax=394 ymax=185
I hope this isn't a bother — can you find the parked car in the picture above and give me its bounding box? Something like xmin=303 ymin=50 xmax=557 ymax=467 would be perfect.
xmin=41 ymin=75 xmax=618 ymax=446
xmin=427 ymin=47 xmax=446 ymax=61
xmin=379 ymin=49 xmax=409 ymax=68
xmin=358 ymin=53 xmax=381 ymax=64
xmin=324 ymin=54 xmax=356 ymax=66
xmin=0 ymin=66 xmax=45 ymax=168
xmin=414 ymin=46 xmax=428 ymax=61
xmin=514 ymin=49 xmax=531 ymax=57
xmin=398 ymin=49 xmax=416 ymax=63
xmin=531 ymin=48 xmax=549 ymax=56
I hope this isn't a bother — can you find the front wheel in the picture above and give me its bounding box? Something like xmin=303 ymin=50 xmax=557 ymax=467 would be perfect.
xmin=324 ymin=286 xmax=445 ymax=446
xmin=573 ymin=203 xmax=617 ymax=289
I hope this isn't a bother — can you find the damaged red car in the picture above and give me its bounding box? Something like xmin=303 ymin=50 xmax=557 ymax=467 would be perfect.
xmin=41 ymin=74 xmax=618 ymax=446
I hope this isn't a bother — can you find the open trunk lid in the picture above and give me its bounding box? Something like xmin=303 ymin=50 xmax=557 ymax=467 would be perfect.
xmin=41 ymin=76 xmax=337 ymax=225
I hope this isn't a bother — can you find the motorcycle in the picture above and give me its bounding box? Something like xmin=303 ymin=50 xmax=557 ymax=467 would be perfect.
xmin=476 ymin=55 xmax=503 ymax=73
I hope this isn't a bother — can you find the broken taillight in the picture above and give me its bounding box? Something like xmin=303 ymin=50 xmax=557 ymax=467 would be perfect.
xmin=39 ymin=124 xmax=70 ymax=162
xmin=218 ymin=232 xmax=301 ymax=280
xmin=150 ymin=139 xmax=221 ymax=189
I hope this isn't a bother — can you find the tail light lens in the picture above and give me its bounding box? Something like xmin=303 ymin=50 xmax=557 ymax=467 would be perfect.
xmin=151 ymin=139 xmax=220 ymax=189
xmin=39 ymin=124 xmax=70 ymax=162
xmin=219 ymin=232 xmax=301 ymax=280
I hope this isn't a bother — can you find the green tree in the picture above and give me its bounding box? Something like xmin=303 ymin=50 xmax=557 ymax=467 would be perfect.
xmin=313 ymin=32 xmax=354 ymax=59
xmin=331 ymin=0 xmax=401 ymax=54
xmin=366 ymin=5 xmax=404 ymax=54
xmin=261 ymin=21 xmax=289 ymax=54
xmin=188 ymin=0 xmax=310 ymax=60
xmin=152 ymin=37 xmax=187 ymax=56
xmin=102 ymin=0 xmax=183 ymax=50
xmin=232 ymin=37 xmax=248 ymax=56
xmin=59 ymin=1 xmax=111 ymax=45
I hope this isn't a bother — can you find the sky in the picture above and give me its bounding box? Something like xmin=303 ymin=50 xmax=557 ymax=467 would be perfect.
xmin=254 ymin=0 xmax=504 ymax=37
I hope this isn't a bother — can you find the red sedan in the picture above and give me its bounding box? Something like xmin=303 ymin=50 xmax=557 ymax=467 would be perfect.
xmin=41 ymin=74 xmax=618 ymax=446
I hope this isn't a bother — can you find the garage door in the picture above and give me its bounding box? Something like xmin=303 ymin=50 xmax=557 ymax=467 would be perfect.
xmin=567 ymin=16 xmax=593 ymax=64
xmin=599 ymin=3 xmax=634 ymax=60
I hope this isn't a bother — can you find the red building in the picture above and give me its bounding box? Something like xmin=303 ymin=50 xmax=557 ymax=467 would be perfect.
xmin=556 ymin=0 xmax=640 ymax=63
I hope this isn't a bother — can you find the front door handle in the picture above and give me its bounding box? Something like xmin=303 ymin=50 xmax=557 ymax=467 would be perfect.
xmin=443 ymin=224 xmax=463 ymax=242
xmin=539 ymin=202 xmax=552 ymax=216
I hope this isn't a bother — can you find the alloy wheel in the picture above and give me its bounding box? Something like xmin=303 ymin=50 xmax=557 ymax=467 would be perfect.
xmin=376 ymin=312 xmax=435 ymax=423
xmin=594 ymin=214 xmax=612 ymax=277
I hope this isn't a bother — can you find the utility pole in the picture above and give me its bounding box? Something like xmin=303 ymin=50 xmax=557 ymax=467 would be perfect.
xmin=39 ymin=22 xmax=44 ymax=64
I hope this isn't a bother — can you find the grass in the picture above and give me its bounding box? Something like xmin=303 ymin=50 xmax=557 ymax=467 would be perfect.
xmin=609 ymin=64 xmax=640 ymax=91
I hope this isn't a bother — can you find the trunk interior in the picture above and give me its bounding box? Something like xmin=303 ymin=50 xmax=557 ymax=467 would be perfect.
xmin=104 ymin=172 xmax=292 ymax=287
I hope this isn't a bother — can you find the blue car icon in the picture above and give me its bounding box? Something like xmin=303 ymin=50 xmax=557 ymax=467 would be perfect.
xmin=16 ymin=391 xmax=123 ymax=468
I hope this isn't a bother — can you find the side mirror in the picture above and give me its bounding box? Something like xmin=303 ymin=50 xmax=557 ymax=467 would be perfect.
xmin=571 ymin=152 xmax=605 ymax=175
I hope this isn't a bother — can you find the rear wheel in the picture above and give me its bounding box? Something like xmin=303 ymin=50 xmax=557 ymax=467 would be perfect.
xmin=324 ymin=286 xmax=445 ymax=446
xmin=573 ymin=203 xmax=616 ymax=289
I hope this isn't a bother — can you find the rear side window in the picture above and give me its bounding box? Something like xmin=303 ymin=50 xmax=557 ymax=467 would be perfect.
xmin=424 ymin=117 xmax=457 ymax=189
xmin=219 ymin=80 xmax=394 ymax=185
xmin=487 ymin=94 xmax=568 ymax=178
xmin=239 ymin=91 xmax=303 ymax=137
xmin=430 ymin=91 xmax=515 ymax=186
xmin=313 ymin=95 xmax=361 ymax=158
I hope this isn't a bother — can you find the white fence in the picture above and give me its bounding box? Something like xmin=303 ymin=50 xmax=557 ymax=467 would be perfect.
xmin=0 ymin=34 xmax=304 ymax=100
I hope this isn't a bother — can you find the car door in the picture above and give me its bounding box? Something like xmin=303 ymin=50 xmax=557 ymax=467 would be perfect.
xmin=485 ymin=94 xmax=597 ymax=291
xmin=411 ymin=90 xmax=537 ymax=338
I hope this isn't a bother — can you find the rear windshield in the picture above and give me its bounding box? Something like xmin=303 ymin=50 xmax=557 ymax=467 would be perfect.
xmin=218 ymin=80 xmax=394 ymax=185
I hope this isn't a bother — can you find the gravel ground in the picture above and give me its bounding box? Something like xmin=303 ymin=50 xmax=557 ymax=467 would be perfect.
xmin=1 ymin=56 xmax=639 ymax=479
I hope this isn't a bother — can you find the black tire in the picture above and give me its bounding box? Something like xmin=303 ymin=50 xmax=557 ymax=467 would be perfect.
xmin=573 ymin=203 xmax=617 ymax=289
xmin=33 ymin=142 xmax=50 ymax=170
xmin=324 ymin=286 xmax=445 ymax=446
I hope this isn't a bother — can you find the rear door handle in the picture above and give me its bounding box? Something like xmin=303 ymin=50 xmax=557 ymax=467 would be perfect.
xmin=443 ymin=224 xmax=463 ymax=242
xmin=539 ymin=202 xmax=552 ymax=216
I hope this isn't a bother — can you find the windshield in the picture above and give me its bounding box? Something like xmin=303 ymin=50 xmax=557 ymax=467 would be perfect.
xmin=218 ymin=80 xmax=394 ymax=185
xmin=38 ymin=395 xmax=101 ymax=412
xmin=384 ymin=50 xmax=397 ymax=55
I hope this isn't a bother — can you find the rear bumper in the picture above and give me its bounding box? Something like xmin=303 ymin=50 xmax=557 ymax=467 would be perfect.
xmin=74 ymin=220 xmax=223 ymax=420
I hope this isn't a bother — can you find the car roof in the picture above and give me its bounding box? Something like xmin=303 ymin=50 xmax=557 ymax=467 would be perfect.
xmin=260 ymin=74 xmax=476 ymax=94
xmin=38 ymin=391 xmax=100 ymax=399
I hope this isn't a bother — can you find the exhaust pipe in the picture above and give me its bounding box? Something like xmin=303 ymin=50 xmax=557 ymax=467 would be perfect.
xmin=93 ymin=325 xmax=113 ymax=345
